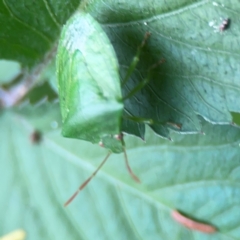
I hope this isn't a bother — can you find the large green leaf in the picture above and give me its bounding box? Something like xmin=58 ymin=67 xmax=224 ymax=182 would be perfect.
xmin=0 ymin=103 xmax=240 ymax=239
xmin=1 ymin=0 xmax=240 ymax=138
xmin=1 ymin=1 xmax=240 ymax=239
xmin=86 ymin=0 xmax=240 ymax=137
xmin=0 ymin=0 xmax=79 ymax=66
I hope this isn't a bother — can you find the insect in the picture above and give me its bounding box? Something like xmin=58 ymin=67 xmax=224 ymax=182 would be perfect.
xmin=57 ymin=11 xmax=163 ymax=206
xmin=171 ymin=210 xmax=216 ymax=233
xmin=219 ymin=18 xmax=230 ymax=31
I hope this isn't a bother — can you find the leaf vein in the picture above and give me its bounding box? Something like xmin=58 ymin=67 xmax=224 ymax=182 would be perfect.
xmin=116 ymin=189 xmax=145 ymax=240
xmin=42 ymin=0 xmax=61 ymax=28
xmin=187 ymin=77 xmax=226 ymax=117
xmin=2 ymin=0 xmax=52 ymax=44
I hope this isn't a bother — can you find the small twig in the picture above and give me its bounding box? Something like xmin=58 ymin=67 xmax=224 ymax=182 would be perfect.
xmin=0 ymin=43 xmax=58 ymax=108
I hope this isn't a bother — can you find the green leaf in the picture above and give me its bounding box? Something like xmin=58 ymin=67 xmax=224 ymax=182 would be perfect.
xmin=0 ymin=0 xmax=79 ymax=67
xmin=2 ymin=0 xmax=240 ymax=138
xmin=0 ymin=60 xmax=21 ymax=84
xmin=22 ymin=81 xmax=58 ymax=104
xmin=1 ymin=2 xmax=240 ymax=238
xmin=1 ymin=104 xmax=240 ymax=239
xmin=86 ymin=0 xmax=240 ymax=137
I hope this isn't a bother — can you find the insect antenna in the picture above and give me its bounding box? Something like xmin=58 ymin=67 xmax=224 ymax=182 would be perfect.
xmin=123 ymin=58 xmax=165 ymax=101
xmin=64 ymin=152 xmax=112 ymax=207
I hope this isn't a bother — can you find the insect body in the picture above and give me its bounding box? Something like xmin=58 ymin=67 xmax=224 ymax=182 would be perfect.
xmin=57 ymin=11 xmax=150 ymax=205
xmin=57 ymin=11 xmax=123 ymax=153
xmin=219 ymin=18 xmax=230 ymax=31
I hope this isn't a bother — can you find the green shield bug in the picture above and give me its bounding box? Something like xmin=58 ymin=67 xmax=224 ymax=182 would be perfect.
xmin=57 ymin=11 xmax=156 ymax=206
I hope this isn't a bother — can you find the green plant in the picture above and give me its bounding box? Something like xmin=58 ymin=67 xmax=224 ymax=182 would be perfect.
xmin=1 ymin=1 xmax=240 ymax=239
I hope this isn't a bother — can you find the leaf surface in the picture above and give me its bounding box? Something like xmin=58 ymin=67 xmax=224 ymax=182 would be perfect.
xmin=0 ymin=0 xmax=79 ymax=66
xmin=0 ymin=104 xmax=240 ymax=239
xmin=1 ymin=0 xmax=240 ymax=138
xmin=87 ymin=0 xmax=240 ymax=137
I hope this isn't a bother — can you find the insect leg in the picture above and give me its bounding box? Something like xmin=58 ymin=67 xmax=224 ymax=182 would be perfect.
xmin=123 ymin=59 xmax=165 ymax=100
xmin=121 ymin=32 xmax=151 ymax=87
xmin=64 ymin=152 xmax=112 ymax=206
xmin=123 ymin=147 xmax=141 ymax=183
xmin=123 ymin=112 xmax=182 ymax=130
xmin=114 ymin=134 xmax=141 ymax=183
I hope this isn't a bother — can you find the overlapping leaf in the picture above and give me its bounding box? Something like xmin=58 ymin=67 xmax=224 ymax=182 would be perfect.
xmin=1 ymin=0 xmax=240 ymax=138
xmin=87 ymin=0 xmax=240 ymax=138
